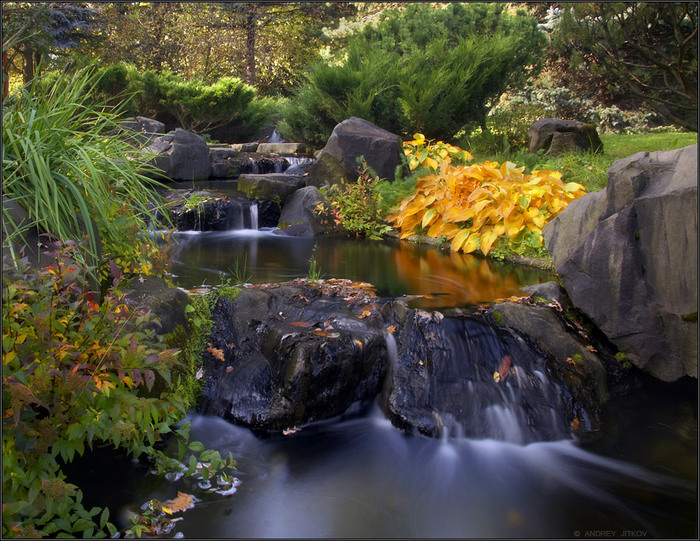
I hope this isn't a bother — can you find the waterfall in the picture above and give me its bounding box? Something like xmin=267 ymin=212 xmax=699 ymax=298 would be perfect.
xmin=283 ymin=156 xmax=315 ymax=175
xmin=249 ymin=202 xmax=259 ymax=230
xmin=268 ymin=129 xmax=285 ymax=143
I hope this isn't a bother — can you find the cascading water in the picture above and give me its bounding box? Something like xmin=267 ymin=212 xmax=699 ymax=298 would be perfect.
xmin=383 ymin=312 xmax=575 ymax=443
xmin=249 ymin=201 xmax=259 ymax=231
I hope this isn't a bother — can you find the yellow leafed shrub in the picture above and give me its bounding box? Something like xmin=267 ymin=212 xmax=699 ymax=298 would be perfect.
xmin=389 ymin=135 xmax=586 ymax=257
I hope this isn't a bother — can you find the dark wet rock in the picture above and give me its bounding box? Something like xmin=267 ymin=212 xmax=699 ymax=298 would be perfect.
xmin=197 ymin=280 xmax=605 ymax=442
xmin=198 ymin=280 xmax=389 ymax=431
xmin=305 ymin=117 xmax=402 ymax=187
xmin=544 ymin=145 xmax=698 ymax=381
xmin=256 ymin=199 xmax=281 ymax=228
xmin=528 ymin=118 xmax=603 ymax=155
xmin=167 ymin=192 xmax=258 ymax=231
xmin=381 ymin=308 xmax=602 ymax=443
xmin=274 ymin=186 xmax=335 ymax=237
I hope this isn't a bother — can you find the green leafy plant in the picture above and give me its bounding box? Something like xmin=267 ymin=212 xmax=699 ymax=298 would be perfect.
xmin=389 ymin=134 xmax=586 ymax=259
xmin=317 ymin=161 xmax=393 ymax=240
xmin=307 ymin=245 xmax=323 ymax=282
xmin=225 ymin=256 xmax=253 ymax=287
xmin=1 ymin=240 xmax=229 ymax=538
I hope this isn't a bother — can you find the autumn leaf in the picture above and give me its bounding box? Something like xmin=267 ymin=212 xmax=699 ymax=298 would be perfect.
xmin=162 ymin=492 xmax=196 ymax=514
xmin=289 ymin=321 xmax=312 ymax=328
xmin=206 ymin=346 xmax=225 ymax=362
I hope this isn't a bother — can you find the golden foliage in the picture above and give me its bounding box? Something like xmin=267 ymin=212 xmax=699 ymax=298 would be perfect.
xmin=389 ymin=135 xmax=586 ymax=256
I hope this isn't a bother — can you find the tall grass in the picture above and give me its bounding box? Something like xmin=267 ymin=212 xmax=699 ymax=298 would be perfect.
xmin=2 ymin=65 xmax=166 ymax=277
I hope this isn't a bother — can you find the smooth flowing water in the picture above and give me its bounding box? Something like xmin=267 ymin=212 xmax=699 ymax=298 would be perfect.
xmin=132 ymin=219 xmax=696 ymax=538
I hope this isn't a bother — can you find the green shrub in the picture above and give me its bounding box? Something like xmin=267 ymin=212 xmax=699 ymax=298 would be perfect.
xmin=317 ymin=161 xmax=393 ymax=240
xmin=279 ymin=2 xmax=544 ymax=148
xmin=1 ymin=242 xmax=236 ymax=538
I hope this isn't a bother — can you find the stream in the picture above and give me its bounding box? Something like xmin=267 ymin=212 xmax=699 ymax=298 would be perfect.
xmin=127 ymin=220 xmax=697 ymax=539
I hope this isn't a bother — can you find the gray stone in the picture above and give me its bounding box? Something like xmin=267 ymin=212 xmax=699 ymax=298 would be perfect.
xmin=230 ymin=142 xmax=259 ymax=152
xmin=305 ymin=117 xmax=401 ymax=187
xmin=528 ymin=118 xmax=603 ymax=155
xmin=273 ymin=186 xmax=330 ymax=237
xmin=119 ymin=116 xmax=165 ymax=147
xmin=257 ymin=142 xmax=306 ymax=155
xmin=544 ymin=145 xmax=698 ymax=381
xmin=490 ymin=301 xmax=608 ymax=403
xmin=145 ymin=128 xmax=211 ymax=181
xmin=237 ymin=173 xmax=305 ymax=205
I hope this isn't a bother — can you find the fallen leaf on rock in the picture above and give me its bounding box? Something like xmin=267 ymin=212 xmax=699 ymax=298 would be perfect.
xmin=226 ymin=366 xmax=233 ymax=373
xmin=162 ymin=492 xmax=196 ymax=514
xmin=353 ymin=339 xmax=363 ymax=349
xmin=386 ymin=325 xmax=396 ymax=334
xmin=290 ymin=321 xmax=312 ymax=328
xmin=357 ymin=310 xmax=372 ymax=319
xmin=207 ymin=346 xmax=225 ymax=362
xmin=571 ymin=417 xmax=580 ymax=431
xmin=497 ymin=355 xmax=512 ymax=381
xmin=195 ymin=367 xmax=203 ymax=380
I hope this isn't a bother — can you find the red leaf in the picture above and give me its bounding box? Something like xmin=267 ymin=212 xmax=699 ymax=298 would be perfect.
xmin=132 ymin=368 xmax=143 ymax=388
xmin=498 ymin=355 xmax=512 ymax=380
xmin=289 ymin=321 xmax=311 ymax=327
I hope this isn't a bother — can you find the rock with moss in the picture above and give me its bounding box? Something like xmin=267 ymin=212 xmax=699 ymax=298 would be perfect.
xmin=237 ymin=173 xmax=304 ymax=206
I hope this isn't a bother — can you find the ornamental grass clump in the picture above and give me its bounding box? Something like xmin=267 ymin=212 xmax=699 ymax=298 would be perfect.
xmin=2 ymin=63 xmax=167 ymax=282
xmin=388 ymin=134 xmax=587 ymax=258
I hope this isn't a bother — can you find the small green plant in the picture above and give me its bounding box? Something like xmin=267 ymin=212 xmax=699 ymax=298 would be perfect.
xmin=615 ymin=351 xmax=633 ymax=369
xmin=226 ymin=255 xmax=252 ymax=286
xmin=307 ymin=245 xmax=323 ymax=282
xmin=318 ymin=161 xmax=393 ymax=240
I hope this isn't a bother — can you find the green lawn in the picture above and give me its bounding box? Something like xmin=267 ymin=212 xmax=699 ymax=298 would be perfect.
xmin=529 ymin=131 xmax=698 ymax=192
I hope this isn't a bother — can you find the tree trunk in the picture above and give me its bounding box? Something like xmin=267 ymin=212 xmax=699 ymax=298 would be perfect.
xmin=22 ymin=43 xmax=34 ymax=86
xmin=2 ymin=50 xmax=10 ymax=99
xmin=245 ymin=4 xmax=257 ymax=87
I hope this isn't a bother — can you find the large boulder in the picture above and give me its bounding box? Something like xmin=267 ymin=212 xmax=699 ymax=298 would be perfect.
xmin=197 ymin=281 xmax=389 ymax=432
xmin=118 ymin=116 xmax=165 ymax=147
xmin=528 ymin=118 xmax=603 ymax=155
xmin=543 ymin=145 xmax=698 ymax=381
xmin=274 ymin=186 xmax=332 ymax=237
xmin=145 ymin=128 xmax=211 ymax=181
xmin=305 ymin=117 xmax=401 ymax=187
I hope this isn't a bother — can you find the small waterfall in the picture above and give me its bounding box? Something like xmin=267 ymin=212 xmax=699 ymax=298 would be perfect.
xmin=249 ymin=202 xmax=259 ymax=230
xmin=283 ymin=156 xmax=315 ymax=175
xmin=385 ymin=314 xmax=572 ymax=444
xmin=268 ymin=129 xmax=285 ymax=143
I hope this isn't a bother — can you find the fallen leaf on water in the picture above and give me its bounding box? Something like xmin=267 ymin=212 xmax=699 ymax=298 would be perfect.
xmin=357 ymin=310 xmax=372 ymax=319
xmin=386 ymin=325 xmax=396 ymax=334
xmin=493 ymin=371 xmax=501 ymax=383
xmin=289 ymin=321 xmax=312 ymax=328
xmin=162 ymin=492 xmax=196 ymax=514
xmin=353 ymin=339 xmax=363 ymax=349
xmin=283 ymin=427 xmax=300 ymax=435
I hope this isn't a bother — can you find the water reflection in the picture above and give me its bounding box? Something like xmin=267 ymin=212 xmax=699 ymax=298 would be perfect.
xmin=167 ymin=230 xmax=554 ymax=308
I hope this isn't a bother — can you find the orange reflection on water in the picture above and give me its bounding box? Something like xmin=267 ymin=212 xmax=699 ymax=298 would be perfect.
xmin=391 ymin=242 xmax=534 ymax=308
